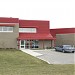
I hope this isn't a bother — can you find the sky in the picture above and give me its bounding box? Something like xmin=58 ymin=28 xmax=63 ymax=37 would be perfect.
xmin=0 ymin=0 xmax=74 ymax=29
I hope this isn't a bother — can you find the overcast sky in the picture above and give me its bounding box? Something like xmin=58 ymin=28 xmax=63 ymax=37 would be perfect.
xmin=0 ymin=0 xmax=74 ymax=29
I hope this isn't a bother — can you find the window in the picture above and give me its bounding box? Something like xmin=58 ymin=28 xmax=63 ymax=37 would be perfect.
xmin=8 ymin=27 xmax=13 ymax=31
xmin=0 ymin=27 xmax=2 ymax=31
xmin=0 ymin=26 xmax=13 ymax=32
xmin=21 ymin=40 xmax=24 ymax=45
xmin=3 ymin=27 xmax=7 ymax=31
xmin=31 ymin=40 xmax=39 ymax=48
xmin=19 ymin=28 xmax=36 ymax=33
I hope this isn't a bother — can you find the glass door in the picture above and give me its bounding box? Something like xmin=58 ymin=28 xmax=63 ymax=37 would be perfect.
xmin=20 ymin=40 xmax=39 ymax=50
xmin=25 ymin=40 xmax=30 ymax=49
xmin=20 ymin=40 xmax=30 ymax=49
xmin=20 ymin=40 xmax=25 ymax=50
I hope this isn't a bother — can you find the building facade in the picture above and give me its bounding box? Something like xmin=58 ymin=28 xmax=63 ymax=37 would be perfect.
xmin=0 ymin=17 xmax=75 ymax=49
xmin=50 ymin=28 xmax=75 ymax=47
xmin=0 ymin=17 xmax=55 ymax=49
xmin=0 ymin=18 xmax=19 ymax=49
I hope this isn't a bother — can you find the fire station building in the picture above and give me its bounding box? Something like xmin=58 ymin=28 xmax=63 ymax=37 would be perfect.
xmin=0 ymin=17 xmax=75 ymax=49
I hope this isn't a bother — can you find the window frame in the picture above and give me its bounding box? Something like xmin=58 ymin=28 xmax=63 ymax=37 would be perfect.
xmin=0 ymin=26 xmax=13 ymax=32
xmin=19 ymin=28 xmax=37 ymax=33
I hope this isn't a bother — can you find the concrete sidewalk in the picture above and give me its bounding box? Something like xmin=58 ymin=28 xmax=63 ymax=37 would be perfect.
xmin=21 ymin=49 xmax=43 ymax=57
xmin=20 ymin=49 xmax=50 ymax=64
xmin=20 ymin=49 xmax=75 ymax=64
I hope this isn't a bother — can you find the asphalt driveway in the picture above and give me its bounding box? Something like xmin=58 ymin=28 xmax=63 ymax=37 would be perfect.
xmin=34 ymin=49 xmax=75 ymax=64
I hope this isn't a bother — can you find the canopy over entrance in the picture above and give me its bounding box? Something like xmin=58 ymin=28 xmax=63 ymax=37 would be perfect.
xmin=18 ymin=33 xmax=56 ymax=40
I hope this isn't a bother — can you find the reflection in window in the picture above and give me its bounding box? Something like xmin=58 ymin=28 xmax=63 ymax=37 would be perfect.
xmin=3 ymin=27 xmax=7 ymax=31
xmin=21 ymin=40 xmax=24 ymax=45
xmin=0 ymin=27 xmax=2 ymax=31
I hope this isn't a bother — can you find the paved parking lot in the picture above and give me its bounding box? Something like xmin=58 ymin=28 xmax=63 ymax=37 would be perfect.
xmin=34 ymin=49 xmax=75 ymax=64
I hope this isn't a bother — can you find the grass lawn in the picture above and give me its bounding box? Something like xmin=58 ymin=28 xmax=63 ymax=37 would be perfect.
xmin=0 ymin=49 xmax=74 ymax=75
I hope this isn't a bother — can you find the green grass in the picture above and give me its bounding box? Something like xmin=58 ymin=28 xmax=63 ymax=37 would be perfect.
xmin=0 ymin=49 xmax=74 ymax=75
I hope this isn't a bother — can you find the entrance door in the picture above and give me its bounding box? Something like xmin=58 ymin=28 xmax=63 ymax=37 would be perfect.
xmin=20 ymin=40 xmax=30 ymax=50
xmin=20 ymin=40 xmax=39 ymax=50
xmin=25 ymin=40 xmax=30 ymax=49
xmin=20 ymin=40 xmax=25 ymax=50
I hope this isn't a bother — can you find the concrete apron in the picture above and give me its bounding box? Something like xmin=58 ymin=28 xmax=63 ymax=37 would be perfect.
xmin=20 ymin=49 xmax=43 ymax=57
xmin=20 ymin=49 xmax=50 ymax=64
